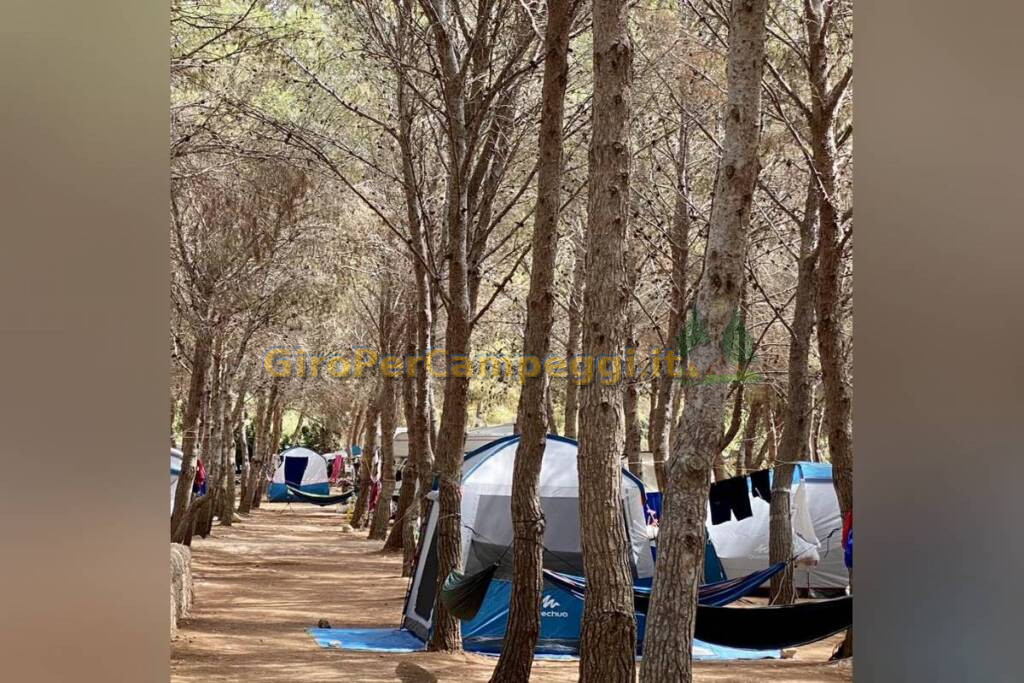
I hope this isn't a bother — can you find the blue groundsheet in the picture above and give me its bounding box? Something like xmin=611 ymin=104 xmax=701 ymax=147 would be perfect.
xmin=308 ymin=627 xmax=779 ymax=661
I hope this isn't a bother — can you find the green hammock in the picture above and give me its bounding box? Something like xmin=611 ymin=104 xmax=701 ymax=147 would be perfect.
xmin=439 ymin=564 xmax=499 ymax=620
xmin=285 ymin=485 xmax=355 ymax=506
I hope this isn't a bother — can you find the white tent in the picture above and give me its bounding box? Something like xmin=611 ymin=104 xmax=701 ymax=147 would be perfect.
xmin=706 ymin=462 xmax=847 ymax=590
xmin=391 ymin=427 xmax=410 ymax=464
xmin=267 ymin=446 xmax=330 ymax=501
xmin=170 ymin=448 xmax=182 ymax=515
xmin=402 ymin=434 xmax=654 ymax=641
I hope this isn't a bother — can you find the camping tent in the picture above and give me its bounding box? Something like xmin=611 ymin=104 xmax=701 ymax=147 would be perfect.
xmin=706 ymin=462 xmax=847 ymax=590
xmin=268 ymin=447 xmax=330 ymax=502
xmin=170 ymin=448 xmax=182 ymax=515
xmin=402 ymin=434 xmax=655 ymax=654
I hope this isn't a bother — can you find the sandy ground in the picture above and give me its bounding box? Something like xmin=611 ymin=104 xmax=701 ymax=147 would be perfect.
xmin=171 ymin=503 xmax=852 ymax=682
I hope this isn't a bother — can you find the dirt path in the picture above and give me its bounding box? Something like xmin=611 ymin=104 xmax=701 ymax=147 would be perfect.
xmin=171 ymin=503 xmax=852 ymax=682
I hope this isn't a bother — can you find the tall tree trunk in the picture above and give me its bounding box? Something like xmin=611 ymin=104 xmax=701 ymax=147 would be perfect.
xmin=221 ymin=366 xmax=250 ymax=526
xmin=562 ymin=222 xmax=586 ymax=440
xmin=171 ymin=331 xmax=212 ymax=537
xmin=804 ymin=0 xmax=853 ymax=656
xmin=350 ymin=397 xmax=380 ymax=529
xmin=577 ymin=0 xmax=637 ymax=678
xmin=650 ymin=58 xmax=694 ymax=495
xmin=195 ymin=338 xmax=225 ymax=537
xmin=370 ymin=377 xmax=399 ymax=540
xmin=488 ymin=1 xmax=573 ymax=677
xmin=769 ymin=176 xmax=820 ymax=604
xmin=640 ymin=0 xmax=768 ymax=678
xmin=393 ymin=1 xmax=436 ymax=527
xmin=385 ymin=304 xmax=418 ymax=563
xmin=624 ymin=376 xmax=643 ymax=479
xmin=237 ymin=387 xmax=268 ymax=515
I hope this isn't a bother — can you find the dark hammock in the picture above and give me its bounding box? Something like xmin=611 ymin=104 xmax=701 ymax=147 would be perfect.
xmin=542 ymin=562 xmax=786 ymax=611
xmin=694 ymin=595 xmax=852 ymax=649
xmin=285 ymin=485 xmax=355 ymax=506
xmin=439 ymin=563 xmax=500 ymax=620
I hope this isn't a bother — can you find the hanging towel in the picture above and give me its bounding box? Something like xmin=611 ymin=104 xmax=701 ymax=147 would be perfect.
xmin=750 ymin=469 xmax=772 ymax=502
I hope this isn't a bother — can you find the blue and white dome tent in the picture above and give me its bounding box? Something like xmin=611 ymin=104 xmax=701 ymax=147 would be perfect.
xmin=267 ymin=446 xmax=330 ymax=502
xmin=401 ymin=434 xmax=654 ymax=655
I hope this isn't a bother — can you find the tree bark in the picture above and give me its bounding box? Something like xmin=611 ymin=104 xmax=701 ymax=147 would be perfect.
xmin=640 ymin=0 xmax=768 ymax=678
xmin=487 ymin=1 xmax=574 ymax=677
xmin=370 ymin=377 xmax=399 ymax=540
xmin=577 ymin=0 xmax=637 ymax=678
xmin=350 ymin=397 xmax=380 ymax=529
xmin=385 ymin=304 xmax=419 ymax=567
xmin=650 ymin=57 xmax=694 ymax=495
xmin=805 ymin=0 xmax=853 ymax=655
xmin=221 ymin=366 xmax=250 ymax=526
xmin=562 ymin=222 xmax=586 ymax=440
xmin=769 ymin=176 xmax=820 ymax=604
xmin=171 ymin=331 xmax=212 ymax=537
xmin=195 ymin=338 xmax=225 ymax=537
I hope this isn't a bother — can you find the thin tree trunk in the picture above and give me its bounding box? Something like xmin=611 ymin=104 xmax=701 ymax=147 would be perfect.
xmin=640 ymin=0 xmax=768 ymax=677
xmin=195 ymin=338 xmax=225 ymax=537
xmin=238 ymin=387 xmax=267 ymax=514
xmin=350 ymin=397 xmax=380 ymax=529
xmin=488 ymin=1 xmax=573 ymax=676
xmin=171 ymin=331 xmax=212 ymax=537
xmin=370 ymin=377 xmax=399 ymax=541
xmin=741 ymin=396 xmax=762 ymax=473
xmin=577 ymin=0 xmax=637 ymax=677
xmin=624 ymin=378 xmax=643 ymax=479
xmin=385 ymin=303 xmax=418 ymax=563
xmin=421 ymin=0 xmax=473 ymax=651
xmin=221 ymin=366 xmax=250 ymax=526
xmin=650 ymin=57 xmax=694 ymax=495
xmin=769 ymin=176 xmax=820 ymax=604
xmin=563 ymin=223 xmax=586 ymax=440
xmin=804 ymin=0 xmax=853 ymax=656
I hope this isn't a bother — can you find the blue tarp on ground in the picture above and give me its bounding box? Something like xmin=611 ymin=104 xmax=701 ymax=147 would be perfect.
xmin=308 ymin=626 xmax=779 ymax=661
xmin=309 ymin=627 xmax=423 ymax=652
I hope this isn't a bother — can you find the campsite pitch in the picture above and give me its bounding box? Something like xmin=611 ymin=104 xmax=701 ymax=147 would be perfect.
xmin=171 ymin=503 xmax=852 ymax=682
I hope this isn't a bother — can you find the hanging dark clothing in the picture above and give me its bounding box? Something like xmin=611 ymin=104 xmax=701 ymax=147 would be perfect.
xmin=709 ymin=476 xmax=752 ymax=524
xmin=725 ymin=476 xmax=752 ymax=520
xmin=709 ymin=482 xmax=732 ymax=524
xmin=750 ymin=469 xmax=772 ymax=503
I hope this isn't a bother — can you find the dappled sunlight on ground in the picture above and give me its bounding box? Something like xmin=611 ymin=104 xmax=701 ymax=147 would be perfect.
xmin=171 ymin=502 xmax=851 ymax=682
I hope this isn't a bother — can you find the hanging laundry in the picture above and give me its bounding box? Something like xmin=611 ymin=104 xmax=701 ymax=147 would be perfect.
xmin=709 ymin=480 xmax=733 ymax=524
xmin=750 ymin=469 xmax=772 ymax=502
xmin=725 ymin=476 xmax=752 ymax=521
xmin=709 ymin=476 xmax=752 ymax=524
